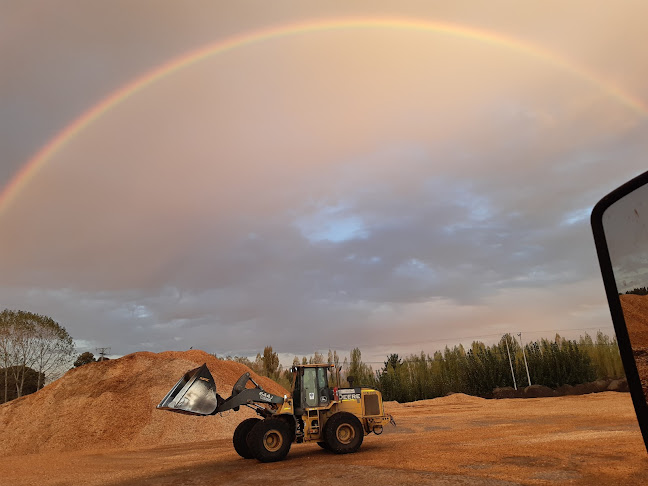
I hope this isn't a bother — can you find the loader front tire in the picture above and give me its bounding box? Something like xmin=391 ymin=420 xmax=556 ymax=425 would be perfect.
xmin=248 ymin=418 xmax=292 ymax=463
xmin=233 ymin=418 xmax=260 ymax=459
xmin=317 ymin=441 xmax=330 ymax=451
xmin=324 ymin=412 xmax=364 ymax=454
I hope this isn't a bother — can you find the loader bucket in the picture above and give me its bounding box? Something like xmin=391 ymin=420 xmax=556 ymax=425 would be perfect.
xmin=157 ymin=363 xmax=219 ymax=415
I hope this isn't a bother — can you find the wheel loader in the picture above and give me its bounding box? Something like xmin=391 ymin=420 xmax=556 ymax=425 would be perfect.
xmin=157 ymin=363 xmax=395 ymax=462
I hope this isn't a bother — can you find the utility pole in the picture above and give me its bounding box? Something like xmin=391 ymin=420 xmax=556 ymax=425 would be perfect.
xmin=96 ymin=347 xmax=111 ymax=362
xmin=518 ymin=333 xmax=531 ymax=386
xmin=504 ymin=334 xmax=517 ymax=390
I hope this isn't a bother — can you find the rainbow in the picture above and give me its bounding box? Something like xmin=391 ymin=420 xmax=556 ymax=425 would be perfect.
xmin=1 ymin=17 xmax=646 ymax=215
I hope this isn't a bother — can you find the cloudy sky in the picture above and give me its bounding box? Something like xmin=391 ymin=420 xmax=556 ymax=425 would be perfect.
xmin=2 ymin=1 xmax=648 ymax=365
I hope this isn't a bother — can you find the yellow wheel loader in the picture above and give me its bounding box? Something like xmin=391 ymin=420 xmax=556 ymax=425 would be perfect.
xmin=157 ymin=363 xmax=395 ymax=462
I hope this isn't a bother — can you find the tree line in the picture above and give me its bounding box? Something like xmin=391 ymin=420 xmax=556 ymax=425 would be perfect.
xmin=241 ymin=332 xmax=624 ymax=402
xmin=0 ymin=309 xmax=75 ymax=403
xmin=624 ymin=287 xmax=648 ymax=296
xmin=373 ymin=332 xmax=623 ymax=401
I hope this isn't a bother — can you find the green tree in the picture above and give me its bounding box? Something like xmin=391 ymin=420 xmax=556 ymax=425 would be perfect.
xmin=231 ymin=355 xmax=259 ymax=373
xmin=261 ymin=346 xmax=280 ymax=378
xmin=0 ymin=366 xmax=44 ymax=402
xmin=384 ymin=353 xmax=401 ymax=371
xmin=626 ymin=287 xmax=648 ymax=295
xmin=523 ymin=337 xmax=595 ymax=388
xmin=73 ymin=352 xmax=97 ymax=368
xmin=582 ymin=332 xmax=624 ymax=379
xmin=348 ymin=347 xmax=374 ymax=387
xmin=377 ymin=354 xmax=404 ymax=401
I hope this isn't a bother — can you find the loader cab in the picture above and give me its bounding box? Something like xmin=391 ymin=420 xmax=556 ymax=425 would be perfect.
xmin=290 ymin=364 xmax=335 ymax=415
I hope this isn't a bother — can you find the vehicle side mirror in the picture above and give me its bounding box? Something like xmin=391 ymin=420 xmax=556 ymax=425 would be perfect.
xmin=592 ymin=170 xmax=648 ymax=453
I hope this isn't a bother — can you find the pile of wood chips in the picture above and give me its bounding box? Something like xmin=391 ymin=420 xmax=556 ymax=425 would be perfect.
xmin=0 ymin=350 xmax=287 ymax=456
xmin=620 ymin=294 xmax=648 ymax=399
xmin=620 ymin=294 xmax=648 ymax=347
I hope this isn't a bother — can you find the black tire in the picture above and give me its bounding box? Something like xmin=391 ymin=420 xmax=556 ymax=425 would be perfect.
xmin=317 ymin=441 xmax=330 ymax=451
xmin=248 ymin=418 xmax=292 ymax=463
xmin=324 ymin=412 xmax=364 ymax=454
xmin=233 ymin=418 xmax=260 ymax=459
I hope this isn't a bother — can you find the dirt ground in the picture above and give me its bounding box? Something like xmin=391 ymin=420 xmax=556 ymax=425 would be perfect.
xmin=1 ymin=391 xmax=646 ymax=486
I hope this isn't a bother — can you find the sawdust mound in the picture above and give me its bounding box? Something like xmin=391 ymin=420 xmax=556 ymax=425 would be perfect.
xmin=432 ymin=393 xmax=486 ymax=405
xmin=384 ymin=394 xmax=485 ymax=410
xmin=619 ymin=294 xmax=648 ymax=348
xmin=0 ymin=350 xmax=287 ymax=456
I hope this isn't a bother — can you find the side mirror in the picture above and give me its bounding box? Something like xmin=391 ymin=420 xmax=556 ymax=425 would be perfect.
xmin=592 ymin=170 xmax=648 ymax=453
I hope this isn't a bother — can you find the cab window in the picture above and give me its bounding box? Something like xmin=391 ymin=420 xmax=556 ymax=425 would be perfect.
xmin=317 ymin=367 xmax=328 ymax=389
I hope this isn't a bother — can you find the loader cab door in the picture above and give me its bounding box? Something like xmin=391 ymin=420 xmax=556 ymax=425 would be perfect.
xmin=294 ymin=367 xmax=331 ymax=413
xmin=292 ymin=368 xmax=303 ymax=414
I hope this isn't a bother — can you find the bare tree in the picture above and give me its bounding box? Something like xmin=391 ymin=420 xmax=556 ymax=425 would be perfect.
xmin=8 ymin=314 xmax=37 ymax=398
xmin=32 ymin=314 xmax=74 ymax=388
xmin=0 ymin=310 xmax=74 ymax=401
xmin=0 ymin=311 xmax=12 ymax=402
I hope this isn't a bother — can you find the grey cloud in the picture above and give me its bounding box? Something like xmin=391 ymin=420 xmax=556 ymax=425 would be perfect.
xmin=2 ymin=2 xmax=648 ymax=362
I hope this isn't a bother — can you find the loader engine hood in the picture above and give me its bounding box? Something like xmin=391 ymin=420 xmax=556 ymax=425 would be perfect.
xmin=157 ymin=363 xmax=219 ymax=415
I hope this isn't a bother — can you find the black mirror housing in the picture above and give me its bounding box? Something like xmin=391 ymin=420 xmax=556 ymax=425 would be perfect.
xmin=592 ymin=169 xmax=648 ymax=452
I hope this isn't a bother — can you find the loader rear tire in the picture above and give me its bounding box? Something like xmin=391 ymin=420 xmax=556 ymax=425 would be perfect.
xmin=324 ymin=412 xmax=363 ymax=454
xmin=248 ymin=418 xmax=292 ymax=463
xmin=233 ymin=418 xmax=260 ymax=459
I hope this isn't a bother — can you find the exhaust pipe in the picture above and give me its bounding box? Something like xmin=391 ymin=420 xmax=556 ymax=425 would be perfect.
xmin=157 ymin=363 xmax=219 ymax=415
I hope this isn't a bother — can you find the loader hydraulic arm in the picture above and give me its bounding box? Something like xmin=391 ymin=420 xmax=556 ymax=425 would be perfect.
xmin=214 ymin=387 xmax=284 ymax=413
xmin=214 ymin=372 xmax=284 ymax=413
